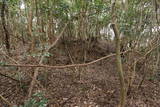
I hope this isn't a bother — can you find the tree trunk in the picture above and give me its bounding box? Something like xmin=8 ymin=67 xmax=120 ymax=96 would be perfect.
xmin=111 ymin=1 xmax=126 ymax=107
xmin=1 ymin=0 xmax=10 ymax=53
xmin=112 ymin=23 xmax=126 ymax=107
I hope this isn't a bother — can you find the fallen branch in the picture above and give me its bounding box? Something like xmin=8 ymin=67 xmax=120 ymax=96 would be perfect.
xmin=1 ymin=43 xmax=159 ymax=70
xmin=1 ymin=43 xmax=159 ymax=99
xmin=0 ymin=72 xmax=21 ymax=83
xmin=0 ymin=50 xmax=44 ymax=89
xmin=2 ymin=50 xmax=130 ymax=69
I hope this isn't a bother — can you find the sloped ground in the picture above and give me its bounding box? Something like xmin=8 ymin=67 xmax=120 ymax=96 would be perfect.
xmin=0 ymin=40 xmax=160 ymax=107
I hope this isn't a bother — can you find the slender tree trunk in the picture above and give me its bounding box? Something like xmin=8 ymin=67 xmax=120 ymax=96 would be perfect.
xmin=27 ymin=0 xmax=35 ymax=52
xmin=1 ymin=0 xmax=10 ymax=53
xmin=111 ymin=1 xmax=126 ymax=107
xmin=112 ymin=23 xmax=126 ymax=107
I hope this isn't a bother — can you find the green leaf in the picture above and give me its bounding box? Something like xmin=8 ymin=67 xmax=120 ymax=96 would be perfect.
xmin=0 ymin=61 xmax=7 ymax=66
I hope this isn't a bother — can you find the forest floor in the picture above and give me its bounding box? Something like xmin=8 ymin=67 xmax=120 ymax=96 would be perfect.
xmin=0 ymin=39 xmax=160 ymax=107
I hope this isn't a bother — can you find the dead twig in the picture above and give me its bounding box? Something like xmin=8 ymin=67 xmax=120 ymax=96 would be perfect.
xmin=135 ymin=43 xmax=160 ymax=89
xmin=0 ymin=50 xmax=18 ymax=64
xmin=0 ymin=72 xmax=21 ymax=83
xmin=0 ymin=94 xmax=13 ymax=106
xmin=0 ymin=49 xmax=45 ymax=92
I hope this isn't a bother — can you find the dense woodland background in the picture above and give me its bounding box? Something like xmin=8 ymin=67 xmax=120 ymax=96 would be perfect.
xmin=0 ymin=0 xmax=160 ymax=107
